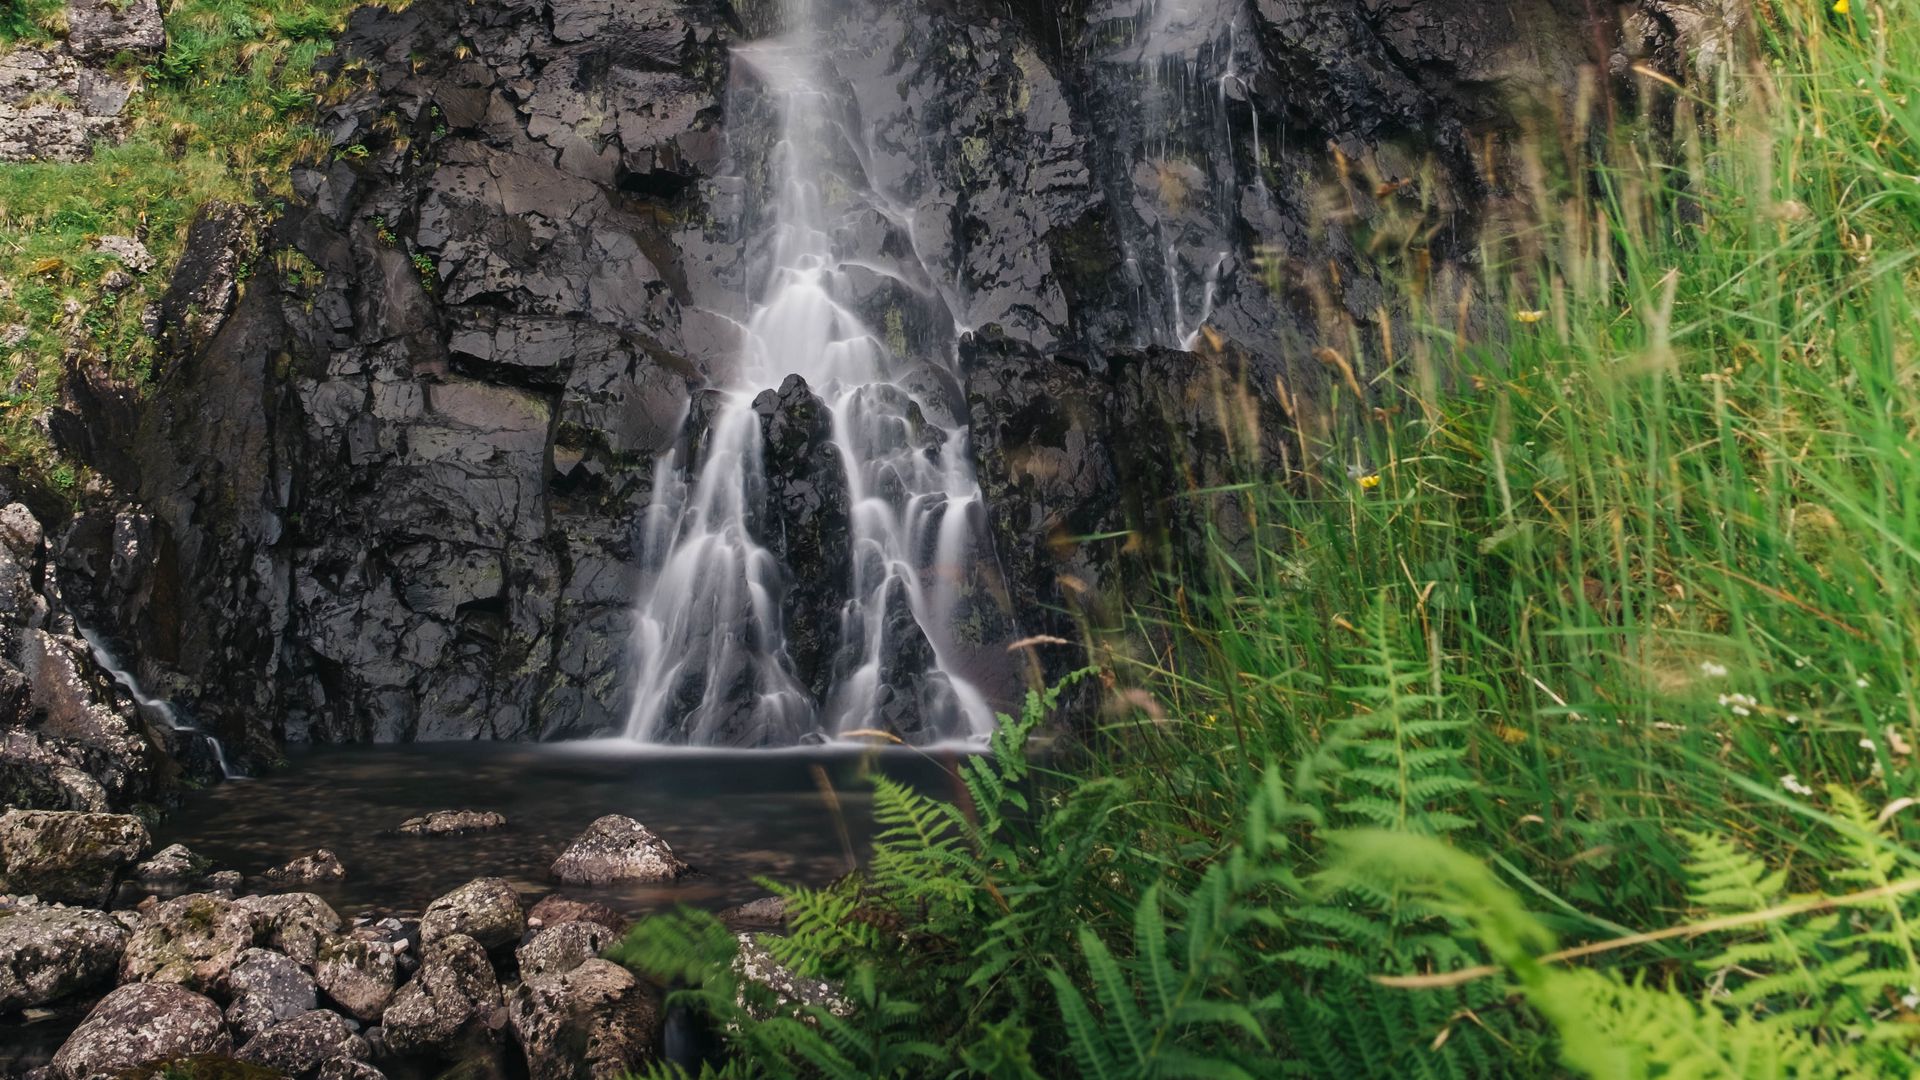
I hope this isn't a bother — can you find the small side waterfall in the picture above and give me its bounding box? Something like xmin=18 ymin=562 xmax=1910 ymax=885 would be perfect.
xmin=80 ymin=627 xmax=241 ymax=780
xmin=622 ymin=0 xmax=998 ymax=747
xmin=1093 ymin=0 xmax=1254 ymax=350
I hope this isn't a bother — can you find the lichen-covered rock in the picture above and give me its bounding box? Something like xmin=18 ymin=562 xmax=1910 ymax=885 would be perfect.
xmin=119 ymin=893 xmax=254 ymax=992
xmin=312 ymin=936 xmax=398 ymax=1023
xmin=15 ymin=632 xmax=153 ymax=801
xmin=0 ymin=50 xmax=136 ymax=164
xmin=50 ymin=982 xmax=231 ymax=1080
xmin=526 ymin=895 xmax=627 ymax=935
xmin=0 ymin=502 xmax=42 ymax=555
xmin=263 ymin=849 xmax=346 ymax=884
xmin=717 ymin=896 xmax=787 ymax=932
xmin=317 ymin=1058 xmax=387 ymax=1080
xmin=65 ymin=0 xmax=166 ymax=62
xmin=395 ymin=810 xmax=507 ymax=836
xmin=235 ymin=1009 xmax=369 ymax=1078
xmin=0 ymin=898 xmax=128 ymax=1009
xmin=0 ymin=809 xmax=148 ymax=905
xmin=381 ymin=934 xmax=500 ymax=1058
xmin=549 ymin=816 xmax=688 ymax=886
xmin=515 ymin=920 xmax=616 ymax=979
xmin=236 ymin=893 xmax=342 ymax=966
xmin=733 ymin=933 xmax=851 ymax=1020
xmin=226 ymin=947 xmax=319 ymax=1041
xmin=419 ymin=877 xmax=523 ymax=949
xmin=0 ymin=730 xmax=110 ymax=812
xmin=507 ymin=958 xmax=657 ymax=1080
xmin=133 ymin=843 xmax=212 ymax=884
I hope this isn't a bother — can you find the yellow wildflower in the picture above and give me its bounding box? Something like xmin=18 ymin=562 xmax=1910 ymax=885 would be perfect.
xmin=1833 ymin=0 xmax=1849 ymax=13
xmin=1358 ymin=474 xmax=1382 ymax=490
xmin=1516 ymin=309 xmax=1547 ymax=324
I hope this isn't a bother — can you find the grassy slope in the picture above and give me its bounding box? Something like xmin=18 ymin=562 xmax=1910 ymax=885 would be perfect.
xmin=0 ymin=0 xmax=363 ymax=487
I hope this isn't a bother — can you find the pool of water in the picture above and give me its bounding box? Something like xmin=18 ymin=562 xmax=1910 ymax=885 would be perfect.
xmin=150 ymin=740 xmax=979 ymax=919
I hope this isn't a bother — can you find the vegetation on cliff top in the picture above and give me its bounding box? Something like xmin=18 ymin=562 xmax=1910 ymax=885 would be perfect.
xmin=0 ymin=0 xmax=367 ymax=483
xmin=618 ymin=1 xmax=1920 ymax=1076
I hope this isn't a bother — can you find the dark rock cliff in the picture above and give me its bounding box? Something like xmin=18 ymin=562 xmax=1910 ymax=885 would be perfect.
xmin=42 ymin=0 xmax=1718 ymax=759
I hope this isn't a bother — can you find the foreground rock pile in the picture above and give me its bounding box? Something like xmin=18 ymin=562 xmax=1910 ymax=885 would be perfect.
xmin=0 ymin=810 xmax=702 ymax=1078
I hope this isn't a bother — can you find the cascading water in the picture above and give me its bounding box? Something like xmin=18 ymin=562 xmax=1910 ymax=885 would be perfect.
xmin=80 ymin=627 xmax=241 ymax=780
xmin=1091 ymin=0 xmax=1255 ymax=350
xmin=622 ymin=0 xmax=998 ymax=747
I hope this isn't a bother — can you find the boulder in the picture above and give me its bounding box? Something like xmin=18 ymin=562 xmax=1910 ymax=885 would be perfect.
xmin=0 ymin=731 xmax=109 ymax=813
xmin=717 ymin=896 xmax=788 ymax=932
xmin=507 ymin=959 xmax=658 ymax=1080
xmin=263 ymin=850 xmax=346 ymax=884
xmin=50 ymin=982 xmax=230 ymax=1080
xmin=119 ymin=893 xmax=255 ymax=992
xmin=734 ymin=934 xmax=851 ymax=1020
xmin=0 ymin=809 xmax=149 ymax=906
xmin=312 ymin=937 xmax=398 ymax=1023
xmin=395 ymin=810 xmax=507 ymax=836
xmin=419 ymin=877 xmax=523 ymax=949
xmin=0 ymin=898 xmax=128 ymax=1009
xmin=236 ymin=1010 xmax=370 ymax=1078
xmin=549 ymin=816 xmax=688 ymax=886
xmin=317 ymin=1059 xmax=387 ymax=1080
xmin=381 ymin=933 xmax=501 ymax=1058
xmin=236 ymin=893 xmax=342 ymax=966
xmin=226 ymin=947 xmax=319 ymax=1041
xmin=65 ymin=0 xmax=166 ymax=61
xmin=526 ymin=895 xmax=628 ymax=935
xmin=515 ymin=920 xmax=616 ymax=979
xmin=16 ymin=633 xmax=152 ymax=800
xmin=133 ymin=844 xmax=212 ymax=884
xmin=94 ymin=236 xmax=153 ymax=275
xmin=0 ymin=502 xmax=41 ymax=555
xmin=203 ymin=870 xmax=245 ymax=894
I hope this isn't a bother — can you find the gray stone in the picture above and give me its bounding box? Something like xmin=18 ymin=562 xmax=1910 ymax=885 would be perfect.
xmin=317 ymin=1058 xmax=387 ymax=1080
xmin=50 ymin=982 xmax=230 ymax=1080
xmin=15 ymin=632 xmax=153 ymax=802
xmin=515 ymin=920 xmax=616 ymax=979
xmin=237 ymin=893 xmax=342 ymax=966
xmin=0 ymin=502 xmax=41 ymax=556
xmin=0 ymin=898 xmax=128 ymax=1009
xmin=119 ymin=893 xmax=254 ymax=993
xmin=133 ymin=843 xmax=211 ymax=884
xmin=395 ymin=809 xmax=507 ymax=836
xmin=526 ymin=895 xmax=627 ymax=935
xmin=419 ymin=877 xmax=523 ymax=949
xmin=263 ymin=849 xmax=346 ymax=884
xmin=236 ymin=1009 xmax=370 ymax=1078
xmin=381 ymin=933 xmax=500 ymax=1057
xmin=65 ymin=0 xmax=166 ymax=62
xmin=0 ymin=809 xmax=148 ymax=906
xmin=93 ymin=236 xmax=152 ymax=274
xmin=226 ymin=947 xmax=319 ymax=1041
xmin=0 ymin=731 xmax=110 ymax=813
xmin=0 ymin=49 xmax=130 ymax=163
xmin=734 ymin=933 xmax=851 ymax=1020
xmin=549 ymin=816 xmax=688 ymax=886
xmin=507 ymin=958 xmax=657 ymax=1080
xmin=312 ymin=936 xmax=398 ymax=1023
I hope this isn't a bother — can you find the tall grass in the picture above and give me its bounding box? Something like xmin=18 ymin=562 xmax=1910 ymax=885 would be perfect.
xmin=619 ymin=2 xmax=1920 ymax=1076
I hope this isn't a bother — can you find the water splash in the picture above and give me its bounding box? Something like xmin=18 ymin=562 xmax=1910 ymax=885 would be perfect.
xmin=80 ymin=627 xmax=241 ymax=780
xmin=623 ymin=2 xmax=996 ymax=747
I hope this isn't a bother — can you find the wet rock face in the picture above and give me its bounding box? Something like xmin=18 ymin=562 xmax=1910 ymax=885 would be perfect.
xmin=0 ymin=898 xmax=129 ymax=1010
xmin=516 ymin=920 xmax=618 ymax=979
xmin=46 ymin=0 xmax=1701 ymax=752
xmin=395 ymin=809 xmax=507 ymax=837
xmin=51 ymin=982 xmax=231 ymax=1080
xmin=0 ymin=809 xmax=149 ymax=906
xmin=550 ymin=815 xmax=689 ymax=886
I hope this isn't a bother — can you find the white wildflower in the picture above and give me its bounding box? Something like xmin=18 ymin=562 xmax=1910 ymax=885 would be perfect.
xmin=1904 ymin=988 xmax=1920 ymax=1011
xmin=1781 ymin=774 xmax=1814 ymax=796
xmin=1786 ymin=714 xmax=1800 ymax=725
xmin=1857 ymin=677 xmax=1870 ymax=688
xmin=1700 ymin=661 xmax=1729 ymax=678
xmin=1861 ymin=738 xmax=1877 ymax=750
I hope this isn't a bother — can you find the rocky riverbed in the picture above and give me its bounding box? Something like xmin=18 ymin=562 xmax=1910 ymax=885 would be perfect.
xmin=1 ymin=803 xmax=800 ymax=1079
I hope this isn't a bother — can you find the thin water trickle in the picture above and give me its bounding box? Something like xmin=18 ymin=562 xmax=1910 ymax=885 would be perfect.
xmin=623 ymin=1 xmax=996 ymax=747
xmin=80 ymin=627 xmax=241 ymax=780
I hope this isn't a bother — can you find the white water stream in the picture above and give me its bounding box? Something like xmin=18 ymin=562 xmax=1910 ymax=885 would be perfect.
xmin=622 ymin=0 xmax=995 ymax=746
xmin=80 ymin=627 xmax=241 ymax=780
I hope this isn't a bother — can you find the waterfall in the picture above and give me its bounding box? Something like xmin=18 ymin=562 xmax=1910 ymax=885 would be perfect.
xmin=622 ymin=0 xmax=997 ymax=747
xmin=79 ymin=627 xmax=241 ymax=780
